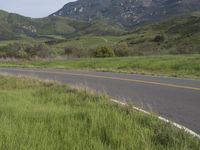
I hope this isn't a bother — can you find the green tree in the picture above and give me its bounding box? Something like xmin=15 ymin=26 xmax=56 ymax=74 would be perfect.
xmin=94 ymin=46 xmax=115 ymax=57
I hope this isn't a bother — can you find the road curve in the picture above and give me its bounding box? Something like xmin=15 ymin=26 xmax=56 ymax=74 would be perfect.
xmin=0 ymin=68 xmax=200 ymax=134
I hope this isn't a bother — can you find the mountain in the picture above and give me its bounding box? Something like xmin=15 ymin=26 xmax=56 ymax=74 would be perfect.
xmin=0 ymin=10 xmax=125 ymax=40
xmin=1 ymin=0 xmax=200 ymax=40
xmin=52 ymin=0 xmax=200 ymax=28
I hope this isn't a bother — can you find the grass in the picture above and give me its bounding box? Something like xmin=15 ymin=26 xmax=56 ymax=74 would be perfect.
xmin=0 ymin=34 xmax=131 ymax=55
xmin=0 ymin=75 xmax=199 ymax=149
xmin=0 ymin=55 xmax=200 ymax=78
xmin=44 ymin=34 xmax=133 ymax=51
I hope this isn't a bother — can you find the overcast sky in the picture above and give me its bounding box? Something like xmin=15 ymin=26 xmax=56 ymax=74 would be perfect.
xmin=0 ymin=0 xmax=76 ymax=18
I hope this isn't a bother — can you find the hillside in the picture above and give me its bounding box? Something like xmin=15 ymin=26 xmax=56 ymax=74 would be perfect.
xmin=0 ymin=8 xmax=200 ymax=58
xmin=0 ymin=10 xmax=125 ymax=40
xmin=122 ymin=13 xmax=200 ymax=55
xmin=51 ymin=0 xmax=200 ymax=28
xmin=1 ymin=0 xmax=200 ymax=41
xmin=40 ymin=13 xmax=200 ymax=56
xmin=0 ymin=10 xmax=73 ymax=39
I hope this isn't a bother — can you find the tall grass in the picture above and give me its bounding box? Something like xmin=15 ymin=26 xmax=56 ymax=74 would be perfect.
xmin=0 ymin=75 xmax=199 ymax=149
xmin=0 ymin=55 xmax=200 ymax=78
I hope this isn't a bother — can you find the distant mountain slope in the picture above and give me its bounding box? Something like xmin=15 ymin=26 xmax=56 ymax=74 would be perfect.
xmin=0 ymin=10 xmax=76 ymax=39
xmin=0 ymin=10 xmax=200 ymax=58
xmin=122 ymin=12 xmax=200 ymax=55
xmin=51 ymin=0 xmax=200 ymax=27
xmin=0 ymin=10 xmax=125 ymax=40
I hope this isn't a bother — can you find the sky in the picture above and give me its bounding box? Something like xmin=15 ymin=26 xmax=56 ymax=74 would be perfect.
xmin=0 ymin=0 xmax=76 ymax=18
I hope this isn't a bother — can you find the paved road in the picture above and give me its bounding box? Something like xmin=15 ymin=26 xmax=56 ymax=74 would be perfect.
xmin=0 ymin=68 xmax=200 ymax=134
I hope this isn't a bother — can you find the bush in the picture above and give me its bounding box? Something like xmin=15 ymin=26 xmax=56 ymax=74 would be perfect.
xmin=16 ymin=50 xmax=28 ymax=58
xmin=71 ymin=47 xmax=86 ymax=58
xmin=94 ymin=46 xmax=115 ymax=57
xmin=2 ymin=43 xmax=29 ymax=58
xmin=64 ymin=46 xmax=73 ymax=56
xmin=0 ymin=42 xmax=56 ymax=59
xmin=0 ymin=51 xmax=7 ymax=58
xmin=28 ymin=44 xmax=52 ymax=58
xmin=113 ymin=42 xmax=129 ymax=57
xmin=153 ymin=35 xmax=165 ymax=43
xmin=64 ymin=46 xmax=91 ymax=58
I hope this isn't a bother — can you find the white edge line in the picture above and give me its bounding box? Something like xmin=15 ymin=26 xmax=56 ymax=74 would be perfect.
xmin=111 ymin=99 xmax=200 ymax=139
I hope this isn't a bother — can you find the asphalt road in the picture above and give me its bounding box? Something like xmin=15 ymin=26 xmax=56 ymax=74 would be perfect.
xmin=0 ymin=68 xmax=200 ymax=134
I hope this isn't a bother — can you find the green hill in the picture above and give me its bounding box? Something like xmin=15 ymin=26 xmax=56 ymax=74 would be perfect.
xmin=122 ymin=13 xmax=200 ymax=55
xmin=0 ymin=9 xmax=200 ymax=58
xmin=0 ymin=10 xmax=125 ymax=40
xmin=46 ymin=13 xmax=200 ymax=56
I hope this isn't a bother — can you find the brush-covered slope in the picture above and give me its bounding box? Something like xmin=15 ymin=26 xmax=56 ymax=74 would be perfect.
xmin=0 ymin=10 xmax=125 ymax=40
xmin=52 ymin=0 xmax=200 ymax=28
xmin=123 ymin=12 xmax=200 ymax=55
xmin=0 ymin=10 xmax=76 ymax=39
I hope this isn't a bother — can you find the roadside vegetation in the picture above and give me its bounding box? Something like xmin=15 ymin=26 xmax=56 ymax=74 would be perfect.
xmin=0 ymin=14 xmax=200 ymax=59
xmin=0 ymin=75 xmax=199 ymax=149
xmin=1 ymin=55 xmax=200 ymax=78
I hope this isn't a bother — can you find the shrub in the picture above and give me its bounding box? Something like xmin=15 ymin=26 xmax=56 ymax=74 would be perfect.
xmin=0 ymin=51 xmax=7 ymax=58
xmin=0 ymin=42 xmax=55 ymax=59
xmin=71 ymin=48 xmax=87 ymax=58
xmin=64 ymin=46 xmax=73 ymax=56
xmin=29 ymin=44 xmax=51 ymax=58
xmin=2 ymin=43 xmax=29 ymax=58
xmin=153 ymin=35 xmax=165 ymax=43
xmin=113 ymin=42 xmax=129 ymax=57
xmin=94 ymin=46 xmax=115 ymax=57
xmin=64 ymin=46 xmax=91 ymax=58
xmin=16 ymin=50 xmax=28 ymax=58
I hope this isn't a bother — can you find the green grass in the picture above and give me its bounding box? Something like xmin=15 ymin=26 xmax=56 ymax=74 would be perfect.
xmin=0 ymin=75 xmax=199 ymax=149
xmin=0 ymin=36 xmax=50 ymax=47
xmin=51 ymin=35 xmax=133 ymax=50
xmin=1 ymin=55 xmax=200 ymax=78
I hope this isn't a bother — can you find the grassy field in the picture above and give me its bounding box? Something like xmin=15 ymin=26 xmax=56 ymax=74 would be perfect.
xmin=0 ymin=34 xmax=130 ymax=51
xmin=0 ymin=55 xmax=200 ymax=78
xmin=0 ymin=75 xmax=199 ymax=149
xmin=53 ymin=35 xmax=125 ymax=50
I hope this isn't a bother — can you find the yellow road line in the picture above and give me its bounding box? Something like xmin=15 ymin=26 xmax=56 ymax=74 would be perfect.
xmin=4 ymin=68 xmax=200 ymax=91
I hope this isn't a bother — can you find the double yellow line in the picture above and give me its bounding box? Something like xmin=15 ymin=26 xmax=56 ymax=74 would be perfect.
xmin=4 ymin=68 xmax=200 ymax=91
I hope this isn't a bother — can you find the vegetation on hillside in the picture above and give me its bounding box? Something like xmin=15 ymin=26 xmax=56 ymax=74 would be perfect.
xmin=0 ymin=11 xmax=200 ymax=58
xmin=51 ymin=0 xmax=200 ymax=28
xmin=0 ymin=75 xmax=199 ymax=149
xmin=0 ymin=10 xmax=125 ymax=40
xmin=123 ymin=14 xmax=200 ymax=55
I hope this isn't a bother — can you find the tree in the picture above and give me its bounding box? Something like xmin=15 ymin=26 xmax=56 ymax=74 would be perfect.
xmin=94 ymin=46 xmax=115 ymax=57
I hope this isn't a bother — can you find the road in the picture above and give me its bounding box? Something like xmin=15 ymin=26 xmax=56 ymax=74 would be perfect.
xmin=0 ymin=68 xmax=200 ymax=134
